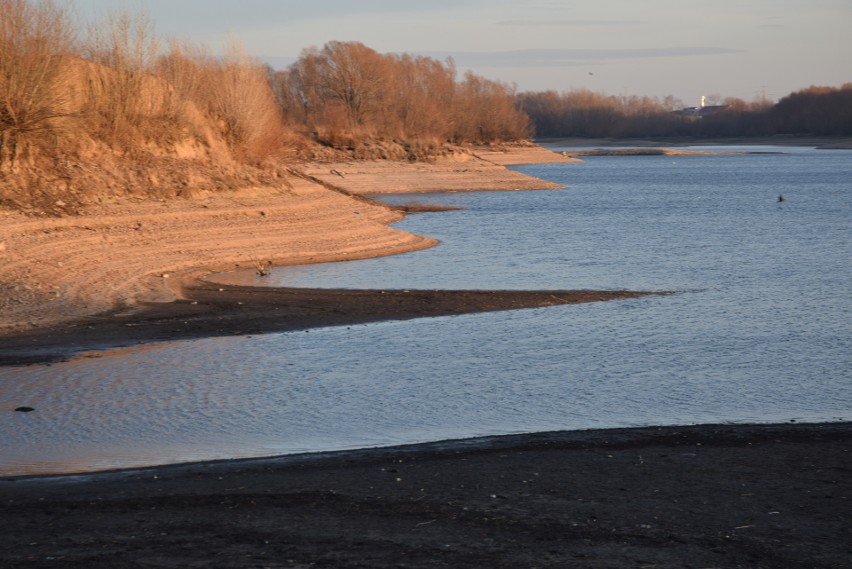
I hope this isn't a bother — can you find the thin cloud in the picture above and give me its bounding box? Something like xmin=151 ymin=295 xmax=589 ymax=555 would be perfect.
xmin=431 ymin=47 xmax=743 ymax=68
xmin=496 ymin=19 xmax=643 ymax=27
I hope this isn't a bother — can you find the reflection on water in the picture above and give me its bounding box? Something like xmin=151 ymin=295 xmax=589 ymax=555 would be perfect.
xmin=2 ymin=147 xmax=851 ymax=476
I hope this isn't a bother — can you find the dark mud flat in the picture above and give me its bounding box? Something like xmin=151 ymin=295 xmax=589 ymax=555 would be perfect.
xmin=0 ymin=283 xmax=657 ymax=366
xmin=1 ymin=422 xmax=849 ymax=568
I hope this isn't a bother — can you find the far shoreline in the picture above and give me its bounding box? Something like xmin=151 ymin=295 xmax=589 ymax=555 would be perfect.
xmin=537 ymin=135 xmax=852 ymax=149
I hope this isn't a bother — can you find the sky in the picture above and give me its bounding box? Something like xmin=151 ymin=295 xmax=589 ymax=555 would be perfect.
xmin=74 ymin=0 xmax=851 ymax=107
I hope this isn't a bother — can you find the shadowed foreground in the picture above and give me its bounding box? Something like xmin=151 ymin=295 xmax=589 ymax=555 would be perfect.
xmin=0 ymin=422 xmax=849 ymax=568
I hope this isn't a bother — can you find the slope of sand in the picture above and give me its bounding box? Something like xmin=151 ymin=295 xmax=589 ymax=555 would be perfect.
xmin=301 ymin=145 xmax=576 ymax=195
xmin=0 ymin=178 xmax=433 ymax=336
xmin=473 ymin=144 xmax=584 ymax=165
xmin=0 ymin=146 xmax=570 ymax=337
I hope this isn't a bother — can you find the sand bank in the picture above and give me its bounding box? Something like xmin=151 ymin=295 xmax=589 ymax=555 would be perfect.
xmin=0 ymin=285 xmax=657 ymax=366
xmin=0 ymin=180 xmax=432 ymax=335
xmin=0 ymin=145 xmax=574 ymax=346
xmin=300 ymin=145 xmax=575 ymax=195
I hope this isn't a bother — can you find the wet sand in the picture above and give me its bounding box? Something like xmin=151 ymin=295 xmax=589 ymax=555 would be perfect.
xmin=1 ymin=279 xmax=848 ymax=569
xmin=0 ymin=281 xmax=658 ymax=365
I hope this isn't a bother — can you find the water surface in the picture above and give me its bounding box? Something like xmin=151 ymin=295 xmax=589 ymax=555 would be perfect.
xmin=2 ymin=146 xmax=850 ymax=476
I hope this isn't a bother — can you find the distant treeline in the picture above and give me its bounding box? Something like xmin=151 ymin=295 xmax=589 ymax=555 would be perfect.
xmin=518 ymin=84 xmax=852 ymax=139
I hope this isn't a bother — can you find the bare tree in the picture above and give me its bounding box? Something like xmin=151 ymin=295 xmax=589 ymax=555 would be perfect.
xmin=454 ymin=72 xmax=530 ymax=143
xmin=315 ymin=41 xmax=386 ymax=130
xmin=280 ymin=42 xmax=529 ymax=147
xmin=0 ymin=0 xmax=75 ymax=170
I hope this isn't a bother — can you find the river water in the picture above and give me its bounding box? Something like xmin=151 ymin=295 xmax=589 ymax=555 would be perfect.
xmin=2 ymin=146 xmax=850 ymax=476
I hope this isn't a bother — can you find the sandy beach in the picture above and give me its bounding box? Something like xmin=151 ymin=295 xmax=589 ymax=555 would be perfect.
xmin=0 ymin=146 xmax=570 ymax=338
xmin=0 ymin=145 xmax=595 ymax=364
xmin=2 ymin=144 xmax=849 ymax=567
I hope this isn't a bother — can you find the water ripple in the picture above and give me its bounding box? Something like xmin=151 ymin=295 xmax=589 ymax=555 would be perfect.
xmin=2 ymin=147 xmax=850 ymax=475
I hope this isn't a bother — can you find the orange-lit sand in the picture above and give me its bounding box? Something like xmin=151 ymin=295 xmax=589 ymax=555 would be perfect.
xmin=0 ymin=146 xmax=574 ymax=336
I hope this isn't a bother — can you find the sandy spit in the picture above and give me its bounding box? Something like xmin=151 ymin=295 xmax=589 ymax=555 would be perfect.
xmin=301 ymin=145 xmax=576 ymax=195
xmin=0 ymin=146 xmax=572 ymax=336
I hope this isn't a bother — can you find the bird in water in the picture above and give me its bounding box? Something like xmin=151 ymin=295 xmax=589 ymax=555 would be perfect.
xmin=777 ymin=195 xmax=785 ymax=203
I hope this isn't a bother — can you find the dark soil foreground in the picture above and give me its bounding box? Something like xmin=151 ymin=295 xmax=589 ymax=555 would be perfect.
xmin=1 ymin=422 xmax=849 ymax=568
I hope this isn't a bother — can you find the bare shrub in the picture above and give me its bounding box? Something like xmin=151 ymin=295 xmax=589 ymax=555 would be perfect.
xmin=0 ymin=0 xmax=75 ymax=170
xmin=151 ymin=39 xmax=232 ymax=158
xmin=155 ymin=39 xmax=211 ymax=117
xmin=157 ymin=39 xmax=289 ymax=164
xmin=80 ymin=9 xmax=166 ymax=149
xmin=202 ymin=41 xmax=289 ymax=164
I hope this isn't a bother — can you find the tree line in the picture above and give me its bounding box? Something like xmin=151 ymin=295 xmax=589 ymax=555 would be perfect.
xmin=517 ymin=84 xmax=852 ymax=139
xmin=273 ymin=41 xmax=530 ymax=151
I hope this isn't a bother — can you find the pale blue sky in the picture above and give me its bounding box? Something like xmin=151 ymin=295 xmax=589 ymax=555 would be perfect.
xmin=74 ymin=0 xmax=851 ymax=106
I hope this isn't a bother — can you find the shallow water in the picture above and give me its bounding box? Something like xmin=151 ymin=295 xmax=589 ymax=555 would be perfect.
xmin=2 ymin=146 xmax=850 ymax=476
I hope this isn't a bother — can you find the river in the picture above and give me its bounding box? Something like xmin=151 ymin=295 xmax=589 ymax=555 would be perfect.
xmin=2 ymin=145 xmax=850 ymax=476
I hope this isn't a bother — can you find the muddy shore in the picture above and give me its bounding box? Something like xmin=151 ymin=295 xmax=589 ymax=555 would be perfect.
xmin=0 ymin=282 xmax=658 ymax=366
xmin=0 ymin=143 xmax=642 ymax=364
xmin=1 ymin=422 xmax=849 ymax=568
